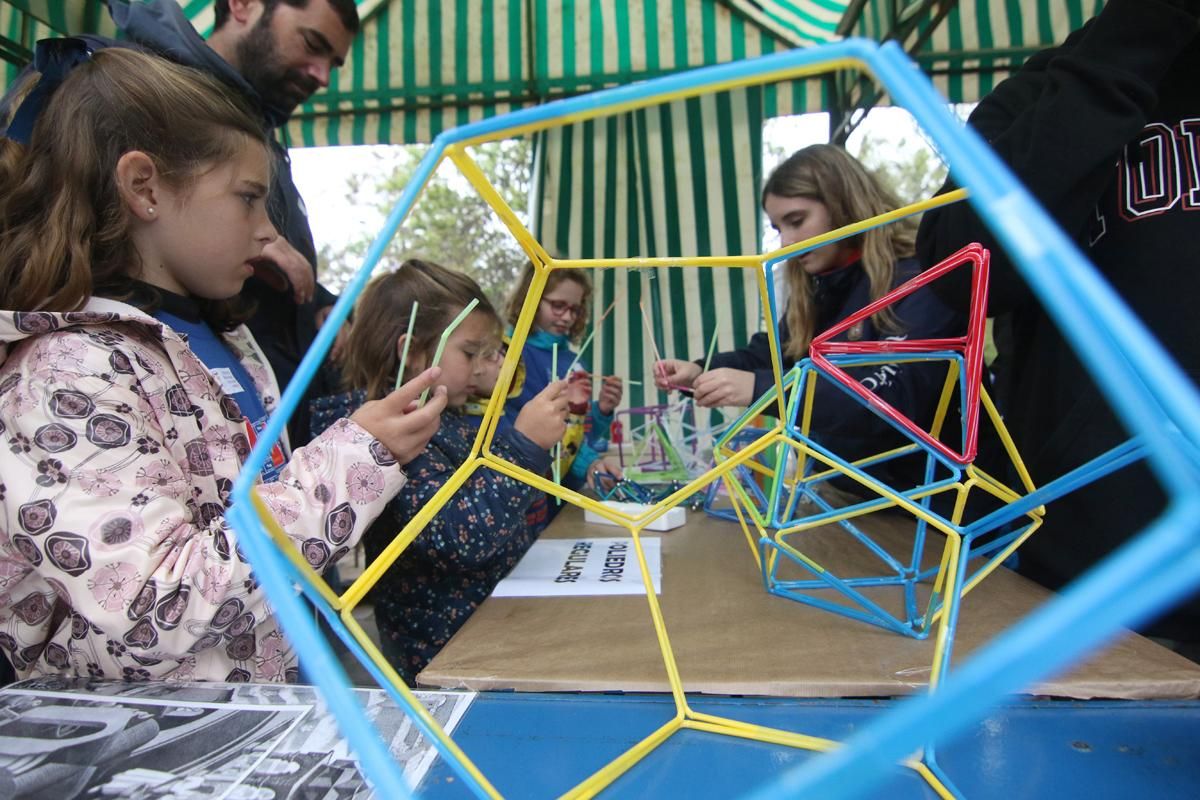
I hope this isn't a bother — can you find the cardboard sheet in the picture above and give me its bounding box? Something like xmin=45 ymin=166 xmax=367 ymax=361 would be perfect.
xmin=419 ymin=506 xmax=1200 ymax=699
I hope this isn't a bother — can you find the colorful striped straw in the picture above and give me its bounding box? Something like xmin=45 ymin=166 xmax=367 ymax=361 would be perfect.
xmin=419 ymin=298 xmax=479 ymax=405
xmin=393 ymin=301 xmax=420 ymax=392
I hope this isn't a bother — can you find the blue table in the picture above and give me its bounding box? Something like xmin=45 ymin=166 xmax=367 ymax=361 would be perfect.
xmin=420 ymin=692 xmax=1200 ymax=798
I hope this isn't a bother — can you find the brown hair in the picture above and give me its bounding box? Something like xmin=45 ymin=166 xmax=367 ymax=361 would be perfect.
xmin=341 ymin=258 xmax=499 ymax=401
xmin=503 ymin=262 xmax=592 ymax=343
xmin=762 ymin=144 xmax=916 ymax=360
xmin=0 ymin=48 xmax=270 ymax=329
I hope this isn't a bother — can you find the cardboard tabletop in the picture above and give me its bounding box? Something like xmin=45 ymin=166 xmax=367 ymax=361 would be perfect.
xmin=418 ymin=505 xmax=1200 ymax=699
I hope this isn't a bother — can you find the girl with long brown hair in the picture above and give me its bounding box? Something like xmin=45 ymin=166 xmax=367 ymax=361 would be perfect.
xmin=0 ymin=45 xmax=444 ymax=682
xmin=655 ymin=144 xmax=965 ymax=486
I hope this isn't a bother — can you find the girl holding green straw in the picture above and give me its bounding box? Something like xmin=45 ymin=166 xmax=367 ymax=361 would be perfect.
xmin=654 ymin=145 xmax=969 ymax=492
xmin=338 ymin=259 xmax=569 ymax=684
xmin=502 ymin=264 xmax=624 ymax=502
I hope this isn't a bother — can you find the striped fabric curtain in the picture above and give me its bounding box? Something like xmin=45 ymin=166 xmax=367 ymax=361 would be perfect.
xmin=0 ymin=2 xmax=113 ymax=78
xmin=723 ymin=0 xmax=851 ymax=45
xmin=533 ymin=91 xmax=767 ymax=416
xmin=846 ymin=0 xmax=1105 ymax=103
xmin=530 ymin=0 xmax=836 ymax=415
xmin=279 ymin=0 xmax=842 ymax=147
xmin=5 ymin=2 xmax=1110 ymax=134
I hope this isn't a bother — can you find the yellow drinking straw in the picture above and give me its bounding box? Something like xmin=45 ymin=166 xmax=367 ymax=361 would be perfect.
xmin=393 ymin=301 xmax=420 ymax=392
xmin=638 ymin=300 xmax=665 ymax=366
xmin=552 ymin=342 xmax=562 ymax=503
xmin=419 ymin=298 xmax=479 ymax=405
xmin=565 ymin=299 xmax=618 ymax=376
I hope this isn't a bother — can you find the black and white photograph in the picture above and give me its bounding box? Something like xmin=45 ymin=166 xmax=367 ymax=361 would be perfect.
xmin=237 ymin=683 xmax=474 ymax=798
xmin=0 ymin=678 xmax=475 ymax=799
xmin=0 ymin=684 xmax=308 ymax=799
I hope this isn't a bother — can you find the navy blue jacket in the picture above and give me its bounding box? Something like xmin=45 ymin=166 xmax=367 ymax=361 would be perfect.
xmin=707 ymin=258 xmax=968 ymax=487
xmin=503 ymin=331 xmax=613 ymax=487
xmin=363 ymin=411 xmax=550 ymax=684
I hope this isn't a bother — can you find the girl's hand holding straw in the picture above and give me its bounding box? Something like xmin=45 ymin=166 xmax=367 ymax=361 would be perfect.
xmin=597 ymin=374 xmax=623 ymax=415
xmin=653 ymin=359 xmax=702 ymax=392
xmin=351 ymin=367 xmax=447 ymax=466
xmin=514 ymin=380 xmax=570 ymax=450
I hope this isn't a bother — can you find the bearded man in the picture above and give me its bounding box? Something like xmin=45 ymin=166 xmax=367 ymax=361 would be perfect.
xmin=110 ymin=0 xmax=358 ymax=446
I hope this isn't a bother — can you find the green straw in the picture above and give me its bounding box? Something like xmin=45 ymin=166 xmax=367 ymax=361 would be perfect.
xmin=393 ymin=300 xmax=420 ymax=392
xmin=701 ymin=326 xmax=721 ymax=374
xmin=419 ymin=298 xmax=479 ymax=405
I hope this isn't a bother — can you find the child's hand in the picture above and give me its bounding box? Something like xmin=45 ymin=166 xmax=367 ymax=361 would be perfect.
xmin=350 ymin=367 xmax=447 ymax=465
xmin=515 ymin=379 xmax=569 ymax=450
xmin=587 ymin=456 xmax=623 ymax=492
xmin=567 ymin=370 xmax=593 ymax=415
xmin=597 ymin=375 xmax=623 ymax=415
xmin=692 ymin=367 xmax=756 ymax=408
xmin=654 ymin=359 xmax=701 ymax=391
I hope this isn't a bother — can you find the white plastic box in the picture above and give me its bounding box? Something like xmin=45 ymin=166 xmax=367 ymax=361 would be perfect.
xmin=583 ymin=500 xmax=688 ymax=531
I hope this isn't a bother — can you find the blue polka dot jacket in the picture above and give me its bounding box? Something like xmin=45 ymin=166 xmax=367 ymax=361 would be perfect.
xmin=362 ymin=409 xmax=550 ymax=684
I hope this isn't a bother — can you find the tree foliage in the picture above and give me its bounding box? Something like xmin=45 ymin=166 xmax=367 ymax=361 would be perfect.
xmin=852 ymin=130 xmax=949 ymax=206
xmin=317 ymin=138 xmax=534 ymax=307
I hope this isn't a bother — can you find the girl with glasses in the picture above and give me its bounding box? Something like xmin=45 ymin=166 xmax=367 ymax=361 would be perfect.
xmin=503 ymin=265 xmax=624 ymax=516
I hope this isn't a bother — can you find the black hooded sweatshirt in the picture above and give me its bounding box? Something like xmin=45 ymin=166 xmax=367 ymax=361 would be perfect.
xmin=916 ymin=0 xmax=1200 ymax=639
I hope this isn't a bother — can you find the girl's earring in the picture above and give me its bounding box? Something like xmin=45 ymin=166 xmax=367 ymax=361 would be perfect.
xmin=147 ymin=207 xmax=156 ymax=215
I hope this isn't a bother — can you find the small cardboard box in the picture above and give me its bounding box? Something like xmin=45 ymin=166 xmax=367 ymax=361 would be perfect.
xmin=584 ymin=501 xmax=687 ymax=531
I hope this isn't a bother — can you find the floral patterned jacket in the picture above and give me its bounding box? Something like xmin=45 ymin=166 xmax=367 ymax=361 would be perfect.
xmin=0 ymin=299 xmax=407 ymax=682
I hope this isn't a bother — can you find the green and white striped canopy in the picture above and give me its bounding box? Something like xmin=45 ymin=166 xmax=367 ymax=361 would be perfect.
xmin=0 ymin=0 xmax=1106 ymax=410
xmin=1 ymin=1 xmax=1103 ymax=145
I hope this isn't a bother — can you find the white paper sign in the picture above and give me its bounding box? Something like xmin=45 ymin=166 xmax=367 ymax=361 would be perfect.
xmin=491 ymin=537 xmax=662 ymax=597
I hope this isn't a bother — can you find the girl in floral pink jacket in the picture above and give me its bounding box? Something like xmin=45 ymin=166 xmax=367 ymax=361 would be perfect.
xmin=0 ymin=46 xmax=445 ymax=681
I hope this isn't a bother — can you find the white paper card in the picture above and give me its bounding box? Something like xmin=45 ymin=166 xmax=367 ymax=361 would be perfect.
xmin=492 ymin=537 xmax=662 ymax=597
xmin=211 ymin=367 xmax=245 ymax=394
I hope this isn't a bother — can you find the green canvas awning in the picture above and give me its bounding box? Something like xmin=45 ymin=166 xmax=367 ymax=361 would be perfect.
xmin=0 ymin=1 xmax=1107 ymax=410
xmin=4 ymin=1 xmax=1104 ymax=146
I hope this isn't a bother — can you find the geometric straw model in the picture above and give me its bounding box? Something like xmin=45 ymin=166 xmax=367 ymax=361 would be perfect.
xmin=716 ymin=244 xmax=1044 ymax=652
xmin=227 ymin=38 xmax=1200 ymax=800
